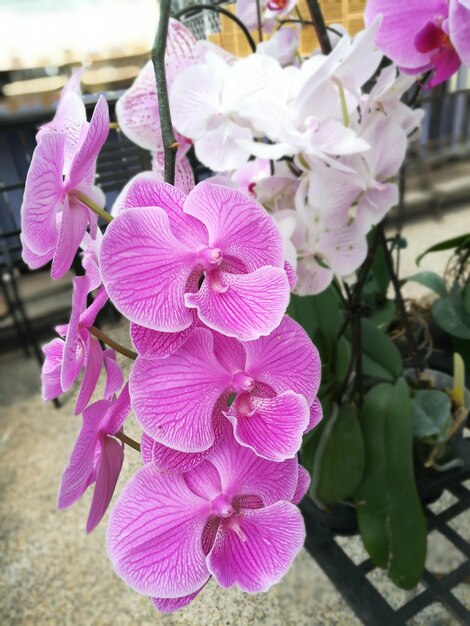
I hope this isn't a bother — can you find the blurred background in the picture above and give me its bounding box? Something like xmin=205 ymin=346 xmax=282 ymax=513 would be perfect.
xmin=0 ymin=1 xmax=469 ymax=625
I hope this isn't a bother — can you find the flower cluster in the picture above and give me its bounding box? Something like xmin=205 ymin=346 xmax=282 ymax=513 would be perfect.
xmin=20 ymin=0 xmax=468 ymax=615
xmin=20 ymin=18 xmax=323 ymax=613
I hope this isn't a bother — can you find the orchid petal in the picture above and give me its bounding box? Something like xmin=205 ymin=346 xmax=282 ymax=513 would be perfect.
xmin=100 ymin=206 xmax=197 ymax=332
xmin=207 ymin=502 xmax=305 ymax=592
xmin=243 ymin=315 xmax=321 ymax=404
xmin=185 ymin=267 xmax=290 ymax=341
xmin=305 ymin=397 xmax=323 ymax=433
xmin=103 ymin=350 xmax=124 ymax=399
xmin=184 ymin=181 xmax=284 ymax=271
xmin=101 ymin=383 xmax=131 ymax=435
xmin=41 ymin=338 xmax=65 ymax=401
xmin=129 ymin=328 xmax=231 ymax=452
xmin=57 ymin=399 xmax=108 ymax=509
xmin=86 ymin=436 xmax=124 ymax=533
xmin=292 ymin=465 xmax=311 ymax=505
xmin=152 ymin=584 xmax=206 ymax=613
xmin=227 ymin=391 xmax=310 ymax=462
xmin=51 ymin=195 xmax=89 ymax=280
xmin=21 ymin=132 xmax=64 ymax=255
xmin=107 ymin=464 xmax=211 ymax=598
xmin=61 ymin=275 xmax=89 ymax=391
xmin=75 ymin=337 xmax=103 ymax=415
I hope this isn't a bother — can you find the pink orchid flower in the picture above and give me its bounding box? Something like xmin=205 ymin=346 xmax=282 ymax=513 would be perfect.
xmin=21 ymin=95 xmax=109 ymax=279
xmin=116 ymin=19 xmax=196 ymax=153
xmin=236 ymin=0 xmax=298 ymax=32
xmin=129 ymin=315 xmax=321 ymax=462
xmin=100 ymin=180 xmax=290 ymax=341
xmin=41 ymin=275 xmax=123 ymax=414
xmin=58 ymin=383 xmax=130 ymax=533
xmin=107 ymin=424 xmax=307 ymax=611
xmin=80 ymin=228 xmax=103 ymax=291
xmin=365 ymin=0 xmax=470 ymax=87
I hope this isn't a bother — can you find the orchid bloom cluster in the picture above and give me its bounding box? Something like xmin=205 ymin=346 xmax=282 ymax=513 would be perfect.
xmin=115 ymin=16 xmax=428 ymax=295
xmin=20 ymin=18 xmax=323 ymax=611
xmin=20 ymin=0 xmax=469 ymax=614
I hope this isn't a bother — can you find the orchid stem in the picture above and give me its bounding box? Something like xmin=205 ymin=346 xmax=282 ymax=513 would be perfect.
xmin=115 ymin=431 xmax=141 ymax=452
xmin=255 ymin=0 xmax=264 ymax=42
xmin=305 ymin=0 xmax=332 ymax=54
xmin=152 ymin=0 xmax=176 ymax=185
xmin=89 ymin=326 xmax=137 ymax=360
xmin=73 ymin=191 xmax=113 ymax=224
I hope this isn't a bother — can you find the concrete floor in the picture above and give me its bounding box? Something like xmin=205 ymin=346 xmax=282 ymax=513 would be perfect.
xmin=0 ymin=204 xmax=469 ymax=625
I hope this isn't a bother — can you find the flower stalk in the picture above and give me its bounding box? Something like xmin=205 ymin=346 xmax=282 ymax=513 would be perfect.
xmin=89 ymin=326 xmax=137 ymax=360
xmin=73 ymin=191 xmax=113 ymax=224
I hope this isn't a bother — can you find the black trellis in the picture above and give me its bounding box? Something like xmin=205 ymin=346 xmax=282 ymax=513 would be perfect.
xmin=300 ymin=437 xmax=470 ymax=625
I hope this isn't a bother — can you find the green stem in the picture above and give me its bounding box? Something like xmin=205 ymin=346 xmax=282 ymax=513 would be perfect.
xmin=72 ymin=191 xmax=113 ymax=224
xmin=89 ymin=326 xmax=137 ymax=360
xmin=304 ymin=0 xmax=332 ymax=54
xmin=114 ymin=431 xmax=141 ymax=452
xmin=152 ymin=0 xmax=177 ymax=185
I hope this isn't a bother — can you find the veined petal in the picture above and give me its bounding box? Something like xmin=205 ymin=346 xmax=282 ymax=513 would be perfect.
xmin=450 ymin=0 xmax=470 ymax=65
xmin=243 ymin=315 xmax=321 ymax=404
xmin=292 ymin=465 xmax=311 ymax=505
xmin=227 ymin=391 xmax=309 ymax=462
xmin=61 ymin=275 xmax=90 ymax=391
xmin=51 ymin=195 xmax=89 ymax=280
xmin=21 ymin=234 xmax=54 ymax=270
xmin=305 ymin=397 xmax=323 ymax=433
xmin=57 ymin=399 xmax=108 ymax=509
xmin=75 ymin=336 xmax=103 ymax=415
xmin=294 ymin=257 xmax=333 ymax=296
xmin=101 ymin=383 xmax=131 ymax=435
xmin=194 ymin=120 xmax=253 ymax=172
xmin=356 ymin=183 xmax=398 ymax=234
xmin=184 ymin=181 xmax=284 ymax=271
xmin=107 ymin=464 xmax=211 ymax=598
xmin=207 ymin=425 xmax=298 ymax=504
xmin=103 ymin=350 xmax=124 ymax=399
xmin=100 ymin=206 xmax=197 ymax=332
xmin=185 ymin=267 xmax=290 ymax=341
xmin=129 ymin=328 xmax=232 ymax=452
xmin=207 ymin=502 xmax=305 ymax=592
xmin=114 ymin=177 xmax=206 ymax=247
xmin=86 ymin=436 xmax=124 ymax=533
xmin=67 ymin=95 xmax=109 ymax=189
xmin=21 ymin=132 xmax=65 ymax=255
xmin=152 ymin=583 xmax=206 ymax=613
xmin=130 ymin=321 xmax=195 ymax=360
xmin=41 ymin=338 xmax=65 ymax=401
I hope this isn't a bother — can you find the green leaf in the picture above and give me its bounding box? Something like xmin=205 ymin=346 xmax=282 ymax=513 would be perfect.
xmin=416 ymin=234 xmax=470 ymax=265
xmin=405 ymin=271 xmax=447 ymax=297
xmin=432 ymin=294 xmax=470 ymax=339
xmin=315 ymin=403 xmax=365 ymax=503
xmin=346 ymin=318 xmax=403 ymax=381
xmin=334 ymin=336 xmax=351 ymax=383
xmin=369 ymin=230 xmax=391 ymax=295
xmin=411 ymin=390 xmax=452 ymax=440
xmin=355 ymin=383 xmax=394 ymax=568
xmin=463 ymin=282 xmax=470 ymax=315
xmin=385 ymin=378 xmax=427 ymax=589
xmin=367 ymin=299 xmax=396 ymax=330
xmin=288 ymin=287 xmax=341 ymax=345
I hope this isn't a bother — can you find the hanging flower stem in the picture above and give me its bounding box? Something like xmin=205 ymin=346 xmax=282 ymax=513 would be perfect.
xmin=89 ymin=326 xmax=137 ymax=360
xmin=305 ymin=0 xmax=332 ymax=54
xmin=152 ymin=0 xmax=177 ymax=185
xmin=72 ymin=191 xmax=113 ymax=224
xmin=115 ymin=431 xmax=141 ymax=452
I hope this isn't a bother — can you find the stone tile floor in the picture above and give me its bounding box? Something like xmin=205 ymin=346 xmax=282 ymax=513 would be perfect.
xmin=1 ymin=204 xmax=470 ymax=625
